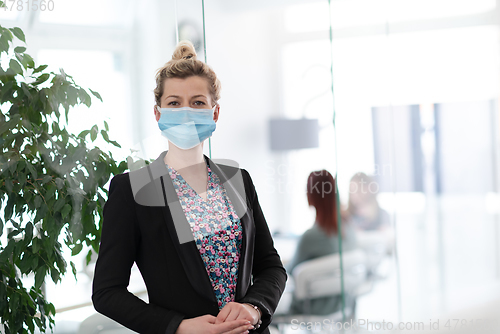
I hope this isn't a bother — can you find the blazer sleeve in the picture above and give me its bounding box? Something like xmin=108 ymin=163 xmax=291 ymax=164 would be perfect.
xmin=238 ymin=169 xmax=288 ymax=333
xmin=92 ymin=173 xmax=185 ymax=334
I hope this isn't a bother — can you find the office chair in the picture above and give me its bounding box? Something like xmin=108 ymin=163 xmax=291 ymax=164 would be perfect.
xmin=271 ymin=249 xmax=367 ymax=333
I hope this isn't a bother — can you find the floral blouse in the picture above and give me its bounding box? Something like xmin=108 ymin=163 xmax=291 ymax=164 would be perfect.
xmin=166 ymin=161 xmax=243 ymax=309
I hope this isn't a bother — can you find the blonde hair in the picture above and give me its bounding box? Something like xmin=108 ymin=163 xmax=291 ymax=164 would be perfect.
xmin=154 ymin=40 xmax=221 ymax=107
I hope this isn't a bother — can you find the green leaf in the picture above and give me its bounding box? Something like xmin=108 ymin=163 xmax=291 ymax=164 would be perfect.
xmin=0 ymin=120 xmax=11 ymax=136
xmin=0 ymin=32 xmax=9 ymax=54
xmin=32 ymin=237 xmax=40 ymax=253
xmin=61 ymin=204 xmax=71 ymax=219
xmin=0 ymin=242 xmax=14 ymax=262
xmin=9 ymin=27 xmax=26 ymax=43
xmin=42 ymin=175 xmax=52 ymax=184
xmin=17 ymin=171 xmax=26 ymax=188
xmin=9 ymin=59 xmax=23 ymax=75
xmin=54 ymin=177 xmax=64 ymax=189
xmin=59 ymin=67 xmax=67 ymax=79
xmin=34 ymin=204 xmax=48 ymax=223
xmin=89 ymin=88 xmax=103 ymax=102
xmin=26 ymin=314 xmax=35 ymax=333
xmin=34 ymin=266 xmax=46 ymax=290
xmin=50 ymin=267 xmax=60 ymax=283
xmin=90 ymin=125 xmax=98 ymax=142
xmin=26 ymin=161 xmax=38 ymax=179
xmin=0 ymin=114 xmax=21 ymax=135
xmin=45 ymin=184 xmax=56 ymax=201
xmin=101 ymin=130 xmax=110 ymax=142
xmin=33 ymin=64 xmax=48 ymax=74
xmin=34 ymin=195 xmax=42 ymax=209
xmin=48 ymin=302 xmax=56 ymax=317
xmin=8 ymin=229 xmax=22 ymax=240
xmin=34 ymin=73 xmax=50 ymax=85
xmin=70 ymin=261 xmax=77 ymax=277
xmin=5 ymin=179 xmax=14 ymax=193
xmin=104 ymin=120 xmax=109 ymax=131
xmin=67 ymin=85 xmax=78 ymax=106
xmin=25 ymin=222 xmax=33 ymax=243
xmin=5 ymin=179 xmax=13 ymax=192
xmin=78 ymin=130 xmax=90 ymax=139
xmin=11 ymin=217 xmax=20 ymax=229
xmin=16 ymin=159 xmax=26 ymax=171
xmin=22 ymin=53 xmax=35 ymax=69
xmin=11 ymin=290 xmax=19 ymax=311
xmin=78 ymin=88 xmax=91 ymax=107
xmin=86 ymin=249 xmax=93 ymax=266
xmin=14 ymin=46 xmax=26 ymax=53
xmin=53 ymin=197 xmax=65 ymax=212
xmin=20 ymin=82 xmax=31 ymax=99
xmin=71 ymin=243 xmax=83 ymax=256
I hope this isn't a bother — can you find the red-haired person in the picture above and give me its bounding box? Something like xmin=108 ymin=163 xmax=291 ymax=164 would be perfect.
xmin=286 ymin=170 xmax=357 ymax=315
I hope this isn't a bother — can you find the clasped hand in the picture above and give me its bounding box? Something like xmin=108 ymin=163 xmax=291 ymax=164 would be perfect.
xmin=175 ymin=302 xmax=260 ymax=334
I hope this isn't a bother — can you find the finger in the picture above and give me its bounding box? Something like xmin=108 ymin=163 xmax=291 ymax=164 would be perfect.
xmin=227 ymin=322 xmax=254 ymax=334
xmin=214 ymin=319 xmax=251 ymax=334
xmin=216 ymin=305 xmax=231 ymax=323
xmin=220 ymin=324 xmax=252 ymax=334
xmin=224 ymin=307 xmax=241 ymax=323
xmin=204 ymin=314 xmax=217 ymax=324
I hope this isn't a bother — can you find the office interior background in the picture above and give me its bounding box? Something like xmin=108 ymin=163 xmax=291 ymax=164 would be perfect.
xmin=1 ymin=0 xmax=500 ymax=332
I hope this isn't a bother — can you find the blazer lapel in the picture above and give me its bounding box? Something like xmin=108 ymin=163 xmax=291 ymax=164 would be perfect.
xmin=205 ymin=158 xmax=254 ymax=300
xmin=142 ymin=151 xmax=215 ymax=304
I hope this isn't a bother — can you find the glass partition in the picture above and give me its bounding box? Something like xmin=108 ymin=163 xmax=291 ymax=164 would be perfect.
xmin=202 ymin=0 xmax=500 ymax=332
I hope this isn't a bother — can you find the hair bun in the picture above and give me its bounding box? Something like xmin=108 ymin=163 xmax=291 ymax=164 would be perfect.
xmin=172 ymin=40 xmax=197 ymax=61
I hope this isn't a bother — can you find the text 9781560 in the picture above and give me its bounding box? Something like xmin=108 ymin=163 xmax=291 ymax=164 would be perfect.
xmin=1 ymin=0 xmax=55 ymax=11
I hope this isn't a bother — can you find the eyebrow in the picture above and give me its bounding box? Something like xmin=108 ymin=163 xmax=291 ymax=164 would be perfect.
xmin=164 ymin=95 xmax=208 ymax=99
xmin=191 ymin=95 xmax=208 ymax=99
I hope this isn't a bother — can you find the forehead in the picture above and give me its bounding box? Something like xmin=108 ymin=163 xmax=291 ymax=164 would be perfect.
xmin=162 ymin=76 xmax=210 ymax=98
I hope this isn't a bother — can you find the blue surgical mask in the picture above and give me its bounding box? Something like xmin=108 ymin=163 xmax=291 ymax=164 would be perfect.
xmin=157 ymin=106 xmax=217 ymax=150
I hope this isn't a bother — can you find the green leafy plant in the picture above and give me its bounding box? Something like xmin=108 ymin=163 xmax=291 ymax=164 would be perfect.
xmin=0 ymin=8 xmax=129 ymax=334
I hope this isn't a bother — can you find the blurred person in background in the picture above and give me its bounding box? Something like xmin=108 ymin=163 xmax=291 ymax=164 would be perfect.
xmin=286 ymin=170 xmax=357 ymax=315
xmin=346 ymin=172 xmax=390 ymax=231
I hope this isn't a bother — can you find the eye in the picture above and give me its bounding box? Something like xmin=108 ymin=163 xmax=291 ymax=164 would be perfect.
xmin=193 ymin=101 xmax=206 ymax=106
xmin=167 ymin=101 xmax=180 ymax=106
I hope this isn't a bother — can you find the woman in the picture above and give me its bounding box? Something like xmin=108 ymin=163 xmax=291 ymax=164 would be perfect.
xmin=347 ymin=172 xmax=390 ymax=231
xmin=286 ymin=170 xmax=356 ymax=316
xmin=92 ymin=41 xmax=287 ymax=334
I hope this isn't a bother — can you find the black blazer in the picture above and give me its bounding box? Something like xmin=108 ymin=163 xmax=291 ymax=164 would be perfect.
xmin=92 ymin=150 xmax=287 ymax=334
